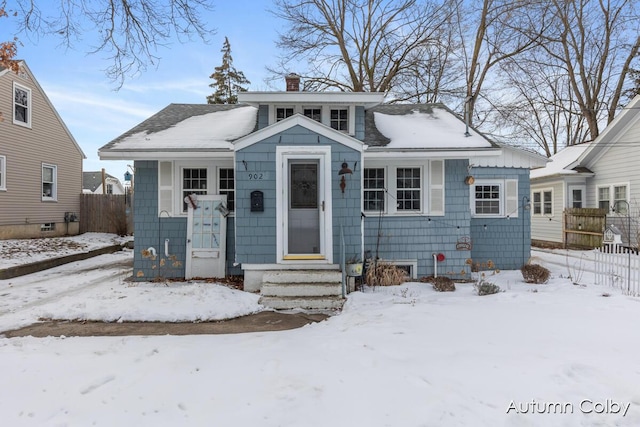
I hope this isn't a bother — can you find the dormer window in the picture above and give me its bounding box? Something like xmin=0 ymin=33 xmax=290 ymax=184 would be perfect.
xmin=330 ymin=108 xmax=348 ymax=132
xmin=276 ymin=107 xmax=294 ymax=122
xmin=13 ymin=83 xmax=31 ymax=127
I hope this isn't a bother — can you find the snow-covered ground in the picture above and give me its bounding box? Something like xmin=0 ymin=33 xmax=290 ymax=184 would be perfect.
xmin=1 ymin=234 xmax=639 ymax=426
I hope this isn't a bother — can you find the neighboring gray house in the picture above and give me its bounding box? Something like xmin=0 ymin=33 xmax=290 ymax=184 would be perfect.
xmin=83 ymin=171 xmax=126 ymax=195
xmin=99 ymin=75 xmax=546 ymax=308
xmin=0 ymin=61 xmax=85 ymax=239
xmin=531 ymin=94 xmax=640 ymax=248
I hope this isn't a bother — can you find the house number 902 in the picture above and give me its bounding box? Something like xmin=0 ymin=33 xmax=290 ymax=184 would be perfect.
xmin=248 ymin=173 xmax=264 ymax=180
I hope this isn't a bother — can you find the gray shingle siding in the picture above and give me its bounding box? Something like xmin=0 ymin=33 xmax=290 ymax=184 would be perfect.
xmin=131 ymin=160 xmax=239 ymax=280
xmin=363 ymin=159 xmax=471 ymax=279
xmin=470 ymin=167 xmax=531 ymax=270
xmin=235 ymin=126 xmax=362 ymax=265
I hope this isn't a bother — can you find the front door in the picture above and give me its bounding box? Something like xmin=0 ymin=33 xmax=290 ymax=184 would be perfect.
xmin=185 ymin=195 xmax=227 ymax=279
xmin=288 ymin=161 xmax=320 ymax=254
xmin=277 ymin=146 xmax=333 ymax=262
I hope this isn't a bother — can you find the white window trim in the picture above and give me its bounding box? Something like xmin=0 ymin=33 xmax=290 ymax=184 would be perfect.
xmin=158 ymin=160 xmax=234 ymax=216
xmin=597 ymin=183 xmax=629 ymax=213
xmin=363 ymin=166 xmax=387 ymax=214
xmin=567 ymin=184 xmax=586 ymax=209
xmin=13 ymin=82 xmax=32 ymax=128
xmin=532 ymin=188 xmax=553 ymax=216
xmin=471 ymin=179 xmax=519 ymax=218
xmin=0 ymin=155 xmax=6 ymax=191
xmin=273 ymin=105 xmax=296 ymax=123
xmin=42 ymin=163 xmax=57 ymax=201
xmin=362 ymin=160 xmax=444 ymax=216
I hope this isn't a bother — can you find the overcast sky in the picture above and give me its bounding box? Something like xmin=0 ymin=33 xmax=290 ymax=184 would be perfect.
xmin=1 ymin=1 xmax=283 ymax=180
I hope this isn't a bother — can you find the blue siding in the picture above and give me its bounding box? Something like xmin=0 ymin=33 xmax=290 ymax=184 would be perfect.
xmin=470 ymin=168 xmax=531 ymax=270
xmin=363 ymin=159 xmax=472 ymax=279
xmin=235 ymin=125 xmax=362 ymax=264
xmin=131 ymin=161 xmax=239 ymax=281
xmin=354 ymin=106 xmax=365 ymax=140
xmin=257 ymin=105 xmax=269 ymax=130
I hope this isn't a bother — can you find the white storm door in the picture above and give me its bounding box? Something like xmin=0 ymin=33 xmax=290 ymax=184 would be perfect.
xmin=277 ymin=146 xmax=333 ymax=262
xmin=186 ymin=195 xmax=227 ymax=279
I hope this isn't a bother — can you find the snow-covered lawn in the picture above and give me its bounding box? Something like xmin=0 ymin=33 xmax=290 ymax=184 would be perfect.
xmin=1 ymin=235 xmax=639 ymax=426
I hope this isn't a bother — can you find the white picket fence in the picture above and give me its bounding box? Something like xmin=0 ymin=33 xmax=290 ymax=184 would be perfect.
xmin=593 ymin=245 xmax=640 ymax=296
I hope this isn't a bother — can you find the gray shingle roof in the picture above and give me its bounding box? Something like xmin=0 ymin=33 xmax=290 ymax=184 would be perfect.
xmin=100 ymin=103 xmax=254 ymax=151
xmin=83 ymin=171 xmax=119 ymax=192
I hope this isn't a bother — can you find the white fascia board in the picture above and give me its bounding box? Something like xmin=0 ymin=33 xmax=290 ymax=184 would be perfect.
xmin=238 ymin=91 xmax=385 ymax=108
xmin=99 ymin=150 xmax=234 ymax=161
xmin=234 ymin=114 xmax=364 ymax=152
xmin=364 ymin=148 xmax=501 ymax=159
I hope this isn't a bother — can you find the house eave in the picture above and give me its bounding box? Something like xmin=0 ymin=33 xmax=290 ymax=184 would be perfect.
xmin=238 ymin=91 xmax=386 ymax=109
xmin=99 ymin=149 xmax=234 ymax=161
xmin=364 ymin=148 xmax=501 ymax=159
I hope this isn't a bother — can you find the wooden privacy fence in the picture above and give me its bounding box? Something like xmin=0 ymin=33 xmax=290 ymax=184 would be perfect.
xmin=594 ymin=247 xmax=640 ymax=296
xmin=79 ymin=193 xmax=133 ymax=235
xmin=563 ymin=208 xmax=607 ymax=249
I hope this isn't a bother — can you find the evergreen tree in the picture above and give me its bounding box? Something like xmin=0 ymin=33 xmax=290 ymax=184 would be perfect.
xmin=207 ymin=37 xmax=251 ymax=104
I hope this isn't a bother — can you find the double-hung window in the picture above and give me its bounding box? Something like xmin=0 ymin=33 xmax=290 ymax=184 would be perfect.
xmin=471 ymin=179 xmax=518 ymax=218
xmin=14 ymin=83 xmax=31 ymax=127
xmin=598 ymin=187 xmax=610 ymax=211
xmin=182 ymin=168 xmax=208 ymax=212
xmin=614 ymin=185 xmax=628 ymax=214
xmin=363 ymin=168 xmax=385 ymax=211
xmin=0 ymin=155 xmax=5 ymax=191
xmin=219 ymin=168 xmax=235 ymax=211
xmin=330 ymin=108 xmax=348 ymax=132
xmin=532 ymin=190 xmax=552 ymax=215
xmin=396 ymin=168 xmax=421 ymax=211
xmin=363 ymin=160 xmax=444 ymax=215
xmin=42 ymin=164 xmax=57 ymax=200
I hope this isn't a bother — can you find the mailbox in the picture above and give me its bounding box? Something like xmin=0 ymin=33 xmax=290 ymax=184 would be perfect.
xmin=251 ymin=191 xmax=264 ymax=212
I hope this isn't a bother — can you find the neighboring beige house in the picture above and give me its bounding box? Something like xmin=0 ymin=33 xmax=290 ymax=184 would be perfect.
xmin=83 ymin=171 xmax=126 ymax=195
xmin=0 ymin=61 xmax=86 ymax=239
xmin=531 ymin=94 xmax=640 ymax=248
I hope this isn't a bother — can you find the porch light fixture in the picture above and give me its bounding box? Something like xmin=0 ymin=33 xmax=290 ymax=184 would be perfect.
xmin=338 ymin=162 xmax=352 ymax=194
xmin=338 ymin=162 xmax=352 ymax=175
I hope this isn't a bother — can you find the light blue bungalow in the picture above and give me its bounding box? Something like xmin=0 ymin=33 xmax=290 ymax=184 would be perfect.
xmin=99 ymin=74 xmax=547 ymax=309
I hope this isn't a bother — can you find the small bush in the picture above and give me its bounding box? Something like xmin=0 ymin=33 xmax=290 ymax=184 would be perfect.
xmin=431 ymin=276 xmax=456 ymax=292
xmin=474 ymin=280 xmax=501 ymax=296
xmin=521 ymin=263 xmax=550 ymax=284
xmin=365 ymin=262 xmax=406 ymax=287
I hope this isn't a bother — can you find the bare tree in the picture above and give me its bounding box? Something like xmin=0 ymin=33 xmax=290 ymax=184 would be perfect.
xmin=3 ymin=0 xmax=215 ymax=86
xmin=456 ymin=0 xmax=548 ymax=128
xmin=270 ymin=0 xmax=456 ymax=94
xmin=496 ymin=0 xmax=640 ymax=154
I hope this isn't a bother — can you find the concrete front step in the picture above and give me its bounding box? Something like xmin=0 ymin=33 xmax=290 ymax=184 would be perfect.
xmin=259 ymin=296 xmax=345 ymax=311
xmin=263 ymin=270 xmax=342 ymax=285
xmin=261 ymin=282 xmax=342 ymax=297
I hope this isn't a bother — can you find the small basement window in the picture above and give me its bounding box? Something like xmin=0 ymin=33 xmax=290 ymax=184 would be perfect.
xmin=40 ymin=223 xmax=55 ymax=231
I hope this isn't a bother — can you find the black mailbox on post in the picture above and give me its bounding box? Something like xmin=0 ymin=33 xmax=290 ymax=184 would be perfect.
xmin=251 ymin=191 xmax=264 ymax=212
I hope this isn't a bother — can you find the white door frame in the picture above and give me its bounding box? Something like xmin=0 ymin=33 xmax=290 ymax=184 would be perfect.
xmin=276 ymin=146 xmax=333 ymax=263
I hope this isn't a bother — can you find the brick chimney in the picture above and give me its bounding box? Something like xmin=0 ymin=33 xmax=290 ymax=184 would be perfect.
xmin=285 ymin=73 xmax=301 ymax=91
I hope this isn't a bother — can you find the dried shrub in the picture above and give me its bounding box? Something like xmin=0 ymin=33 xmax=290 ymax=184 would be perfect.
xmin=520 ymin=263 xmax=550 ymax=284
xmin=474 ymin=280 xmax=501 ymax=296
xmin=365 ymin=262 xmax=406 ymax=287
xmin=431 ymin=276 xmax=456 ymax=292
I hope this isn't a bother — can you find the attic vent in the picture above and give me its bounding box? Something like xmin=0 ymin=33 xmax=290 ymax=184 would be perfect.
xmin=285 ymin=73 xmax=301 ymax=92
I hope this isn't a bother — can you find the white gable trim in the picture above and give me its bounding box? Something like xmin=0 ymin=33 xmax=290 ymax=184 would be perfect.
xmin=234 ymin=114 xmax=364 ymax=152
xmin=576 ymin=94 xmax=640 ymax=168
